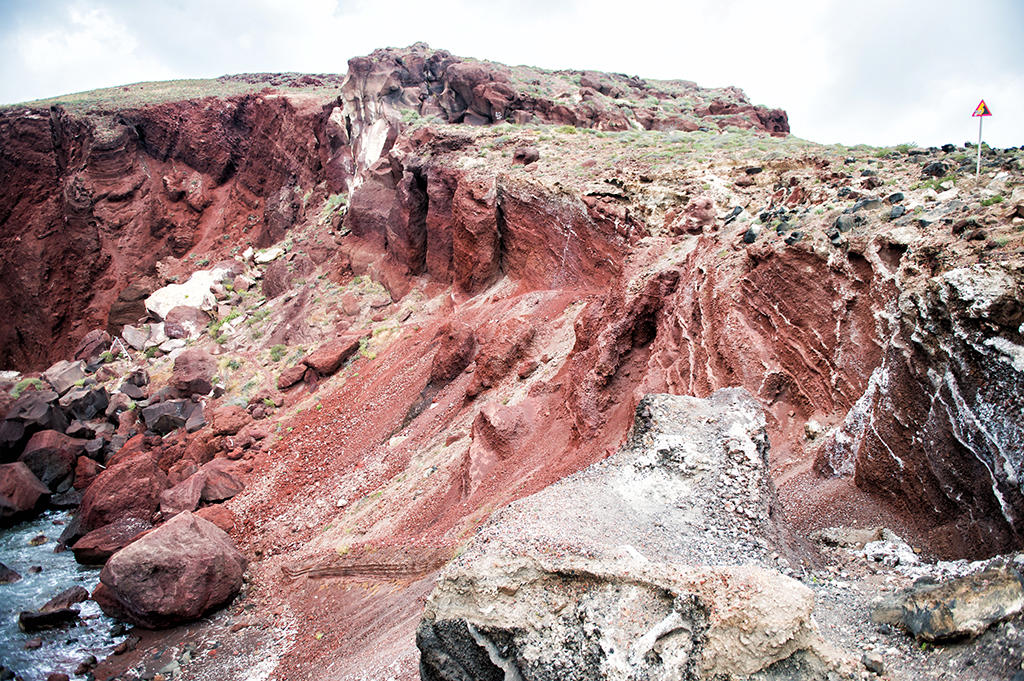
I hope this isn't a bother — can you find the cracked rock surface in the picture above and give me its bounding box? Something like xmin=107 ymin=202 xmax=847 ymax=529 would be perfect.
xmin=418 ymin=389 xmax=857 ymax=680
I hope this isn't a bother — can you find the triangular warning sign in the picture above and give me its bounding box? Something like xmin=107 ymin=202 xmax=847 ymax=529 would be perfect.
xmin=972 ymin=99 xmax=992 ymax=117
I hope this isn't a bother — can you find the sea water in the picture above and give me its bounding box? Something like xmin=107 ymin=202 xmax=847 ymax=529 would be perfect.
xmin=0 ymin=511 xmax=126 ymax=681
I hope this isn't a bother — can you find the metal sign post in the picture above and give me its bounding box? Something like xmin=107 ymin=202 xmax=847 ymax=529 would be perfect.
xmin=972 ymin=99 xmax=992 ymax=179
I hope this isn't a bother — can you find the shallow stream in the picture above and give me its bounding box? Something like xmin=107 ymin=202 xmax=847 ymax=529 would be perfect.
xmin=0 ymin=511 xmax=126 ymax=681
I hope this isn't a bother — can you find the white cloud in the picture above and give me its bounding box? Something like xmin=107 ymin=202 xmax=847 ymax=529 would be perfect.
xmin=7 ymin=4 xmax=176 ymax=100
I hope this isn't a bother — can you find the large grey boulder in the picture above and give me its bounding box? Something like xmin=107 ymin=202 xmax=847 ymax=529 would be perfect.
xmin=418 ymin=390 xmax=857 ymax=681
xmin=5 ymin=389 xmax=67 ymax=434
xmin=41 ymin=359 xmax=87 ymax=396
xmin=18 ymin=430 xmax=85 ymax=492
xmin=140 ymin=399 xmax=193 ymax=435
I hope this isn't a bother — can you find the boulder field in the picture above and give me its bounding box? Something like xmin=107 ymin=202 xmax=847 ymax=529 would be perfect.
xmin=0 ymin=43 xmax=1022 ymax=681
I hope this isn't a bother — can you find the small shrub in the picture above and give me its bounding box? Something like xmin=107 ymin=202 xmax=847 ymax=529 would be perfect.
xmin=321 ymin=193 xmax=348 ymax=224
xmin=358 ymin=336 xmax=376 ymax=360
xmin=555 ymin=125 xmax=578 ymax=135
xmin=270 ymin=344 xmax=288 ymax=362
xmin=981 ymin=195 xmax=1004 ymax=207
xmin=227 ymin=358 xmax=242 ymax=371
xmin=247 ymin=308 xmax=271 ymax=326
xmin=263 ymin=397 xmax=275 ymax=408
xmin=10 ymin=378 xmax=44 ymax=398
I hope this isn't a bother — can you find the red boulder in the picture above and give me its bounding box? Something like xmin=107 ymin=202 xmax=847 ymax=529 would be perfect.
xmin=0 ymin=462 xmax=50 ymax=526
xmin=211 ymin=405 xmax=250 ymax=436
xmin=429 ymin=322 xmax=476 ymax=384
xmin=276 ymin=364 xmax=307 ymax=390
xmin=72 ymin=456 xmax=103 ymax=491
xmin=94 ymin=511 xmax=247 ymax=628
xmin=194 ymin=504 xmax=235 ymax=532
xmin=164 ymin=306 xmax=209 ymax=339
xmin=171 ymin=348 xmax=217 ymax=395
xmin=158 ymin=473 xmax=205 ymax=517
xmin=76 ymin=451 xmax=169 ymax=539
xmin=302 ymin=332 xmax=368 ymax=375
xmin=198 ymin=459 xmax=245 ymax=502
xmin=71 ymin=516 xmax=151 ymax=565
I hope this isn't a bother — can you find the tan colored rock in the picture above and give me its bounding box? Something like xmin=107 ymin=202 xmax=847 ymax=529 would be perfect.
xmin=41 ymin=360 xmax=87 ymax=396
xmin=418 ymin=391 xmax=856 ymax=680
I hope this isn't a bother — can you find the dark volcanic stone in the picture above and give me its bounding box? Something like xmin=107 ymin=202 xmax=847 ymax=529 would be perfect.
xmin=922 ymin=161 xmax=948 ymax=178
xmin=141 ymin=400 xmax=191 ymax=435
xmin=18 ymin=608 xmax=80 ymax=632
xmin=0 ymin=561 xmax=22 ymax=583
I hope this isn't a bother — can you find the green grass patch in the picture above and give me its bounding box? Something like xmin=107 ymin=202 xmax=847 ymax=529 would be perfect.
xmin=358 ymin=336 xmax=376 ymax=360
xmin=10 ymin=378 xmax=44 ymax=398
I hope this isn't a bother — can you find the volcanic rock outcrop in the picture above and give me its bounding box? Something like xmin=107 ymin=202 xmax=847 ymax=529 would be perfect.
xmin=0 ymin=42 xmax=1022 ymax=681
xmin=0 ymin=43 xmax=786 ymax=373
xmin=418 ymin=390 xmax=854 ymax=680
xmin=0 ymin=89 xmax=336 ymax=370
xmin=819 ymin=262 xmax=1024 ymax=555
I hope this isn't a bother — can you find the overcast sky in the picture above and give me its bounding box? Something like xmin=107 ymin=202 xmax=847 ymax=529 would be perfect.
xmin=1 ymin=0 xmax=1021 ymax=148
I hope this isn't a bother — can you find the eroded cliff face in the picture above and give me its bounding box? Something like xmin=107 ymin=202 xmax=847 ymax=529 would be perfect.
xmin=334 ymin=118 xmax=1024 ymax=558
xmin=1 ymin=42 xmax=1023 ymax=681
xmin=820 ymin=262 xmax=1024 ymax=555
xmin=0 ymin=92 xmax=342 ymax=370
xmin=0 ymin=42 xmax=786 ymax=372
